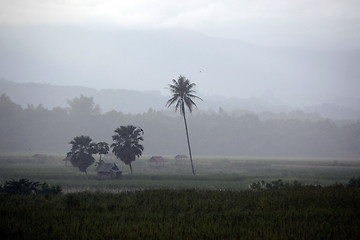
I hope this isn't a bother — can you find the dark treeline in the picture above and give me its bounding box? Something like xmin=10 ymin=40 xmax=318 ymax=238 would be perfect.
xmin=1 ymin=94 xmax=359 ymax=157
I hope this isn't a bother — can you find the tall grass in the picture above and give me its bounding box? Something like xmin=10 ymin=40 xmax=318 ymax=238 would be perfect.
xmin=1 ymin=188 xmax=360 ymax=239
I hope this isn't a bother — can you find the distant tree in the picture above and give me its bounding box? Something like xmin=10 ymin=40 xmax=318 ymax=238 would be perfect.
xmin=0 ymin=94 xmax=24 ymax=151
xmin=0 ymin=94 xmax=22 ymax=113
xmin=166 ymin=75 xmax=202 ymax=176
xmin=95 ymin=142 xmax=109 ymax=161
xmin=67 ymin=95 xmax=100 ymax=117
xmin=111 ymin=125 xmax=144 ymax=175
xmin=67 ymin=135 xmax=97 ymax=174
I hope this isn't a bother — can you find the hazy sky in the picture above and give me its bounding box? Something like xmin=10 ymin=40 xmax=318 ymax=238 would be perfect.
xmin=0 ymin=0 xmax=360 ymax=108
xmin=1 ymin=0 xmax=360 ymax=50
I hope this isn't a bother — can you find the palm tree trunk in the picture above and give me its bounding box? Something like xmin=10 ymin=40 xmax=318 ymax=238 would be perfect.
xmin=182 ymin=110 xmax=196 ymax=176
xmin=129 ymin=162 xmax=133 ymax=175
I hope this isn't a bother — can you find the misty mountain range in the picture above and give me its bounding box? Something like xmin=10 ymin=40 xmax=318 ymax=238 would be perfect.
xmin=1 ymin=78 xmax=360 ymax=121
xmin=0 ymin=25 xmax=359 ymax=112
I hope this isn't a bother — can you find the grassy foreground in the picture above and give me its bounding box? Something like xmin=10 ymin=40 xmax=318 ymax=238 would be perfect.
xmin=1 ymin=187 xmax=360 ymax=240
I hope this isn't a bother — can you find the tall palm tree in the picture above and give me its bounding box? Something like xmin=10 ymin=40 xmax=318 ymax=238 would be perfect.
xmin=166 ymin=75 xmax=202 ymax=176
xmin=111 ymin=125 xmax=144 ymax=175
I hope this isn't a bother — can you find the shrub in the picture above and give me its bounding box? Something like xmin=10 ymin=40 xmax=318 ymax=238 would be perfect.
xmin=346 ymin=176 xmax=360 ymax=188
xmin=249 ymin=179 xmax=303 ymax=190
xmin=0 ymin=179 xmax=62 ymax=195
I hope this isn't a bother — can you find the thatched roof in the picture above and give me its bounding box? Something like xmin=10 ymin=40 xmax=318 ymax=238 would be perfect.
xmin=175 ymin=154 xmax=189 ymax=160
xmin=149 ymin=156 xmax=165 ymax=162
xmin=95 ymin=162 xmax=120 ymax=173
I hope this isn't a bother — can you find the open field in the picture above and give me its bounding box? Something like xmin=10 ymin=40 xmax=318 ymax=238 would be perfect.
xmin=1 ymin=153 xmax=360 ymax=191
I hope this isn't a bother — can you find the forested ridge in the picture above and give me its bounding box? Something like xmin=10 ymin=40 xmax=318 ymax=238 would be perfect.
xmin=1 ymin=94 xmax=359 ymax=157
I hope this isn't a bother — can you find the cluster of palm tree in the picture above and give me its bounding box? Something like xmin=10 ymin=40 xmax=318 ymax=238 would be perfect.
xmin=67 ymin=75 xmax=201 ymax=176
xmin=67 ymin=125 xmax=144 ymax=175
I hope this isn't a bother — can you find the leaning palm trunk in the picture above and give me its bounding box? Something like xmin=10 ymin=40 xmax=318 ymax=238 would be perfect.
xmin=182 ymin=109 xmax=195 ymax=176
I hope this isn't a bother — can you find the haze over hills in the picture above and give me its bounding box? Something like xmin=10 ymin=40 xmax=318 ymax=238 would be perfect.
xmin=0 ymin=26 xmax=359 ymax=112
xmin=1 ymin=80 xmax=360 ymax=157
xmin=1 ymin=78 xmax=360 ymax=121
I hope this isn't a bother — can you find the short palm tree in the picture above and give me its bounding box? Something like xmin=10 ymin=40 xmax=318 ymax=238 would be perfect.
xmin=95 ymin=142 xmax=109 ymax=162
xmin=67 ymin=135 xmax=97 ymax=174
xmin=111 ymin=125 xmax=144 ymax=175
xmin=166 ymin=75 xmax=202 ymax=176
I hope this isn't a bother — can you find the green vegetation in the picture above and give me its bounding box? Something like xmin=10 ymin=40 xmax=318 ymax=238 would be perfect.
xmin=249 ymin=177 xmax=360 ymax=190
xmin=95 ymin=141 xmax=109 ymax=161
xmin=1 ymin=187 xmax=359 ymax=240
xmin=1 ymin=154 xmax=360 ymax=191
xmin=67 ymin=135 xmax=97 ymax=174
xmin=0 ymin=154 xmax=360 ymax=239
xmin=0 ymin=178 xmax=61 ymax=195
xmin=111 ymin=125 xmax=144 ymax=175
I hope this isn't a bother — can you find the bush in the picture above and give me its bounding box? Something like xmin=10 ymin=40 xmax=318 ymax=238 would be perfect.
xmin=250 ymin=177 xmax=360 ymax=191
xmin=346 ymin=176 xmax=360 ymax=188
xmin=0 ymin=179 xmax=62 ymax=195
xmin=249 ymin=179 xmax=303 ymax=190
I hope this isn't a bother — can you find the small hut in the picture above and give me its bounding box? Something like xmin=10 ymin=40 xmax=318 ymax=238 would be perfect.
xmin=174 ymin=154 xmax=188 ymax=165
xmin=32 ymin=154 xmax=49 ymax=161
xmin=148 ymin=156 xmax=166 ymax=167
xmin=95 ymin=162 xmax=122 ymax=180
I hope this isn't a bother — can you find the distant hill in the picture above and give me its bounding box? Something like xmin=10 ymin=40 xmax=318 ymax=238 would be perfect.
xmin=0 ymin=78 xmax=166 ymax=113
xmin=0 ymin=78 xmax=288 ymax=113
xmin=1 ymin=78 xmax=360 ymax=120
xmin=1 ymin=25 xmax=360 ymax=111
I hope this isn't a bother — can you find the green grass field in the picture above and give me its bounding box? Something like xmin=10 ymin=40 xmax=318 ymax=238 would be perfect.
xmin=1 ymin=153 xmax=360 ymax=191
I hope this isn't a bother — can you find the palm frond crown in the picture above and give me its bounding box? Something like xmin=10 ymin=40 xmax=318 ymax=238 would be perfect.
xmin=166 ymin=75 xmax=202 ymax=115
xmin=111 ymin=125 xmax=144 ymax=165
